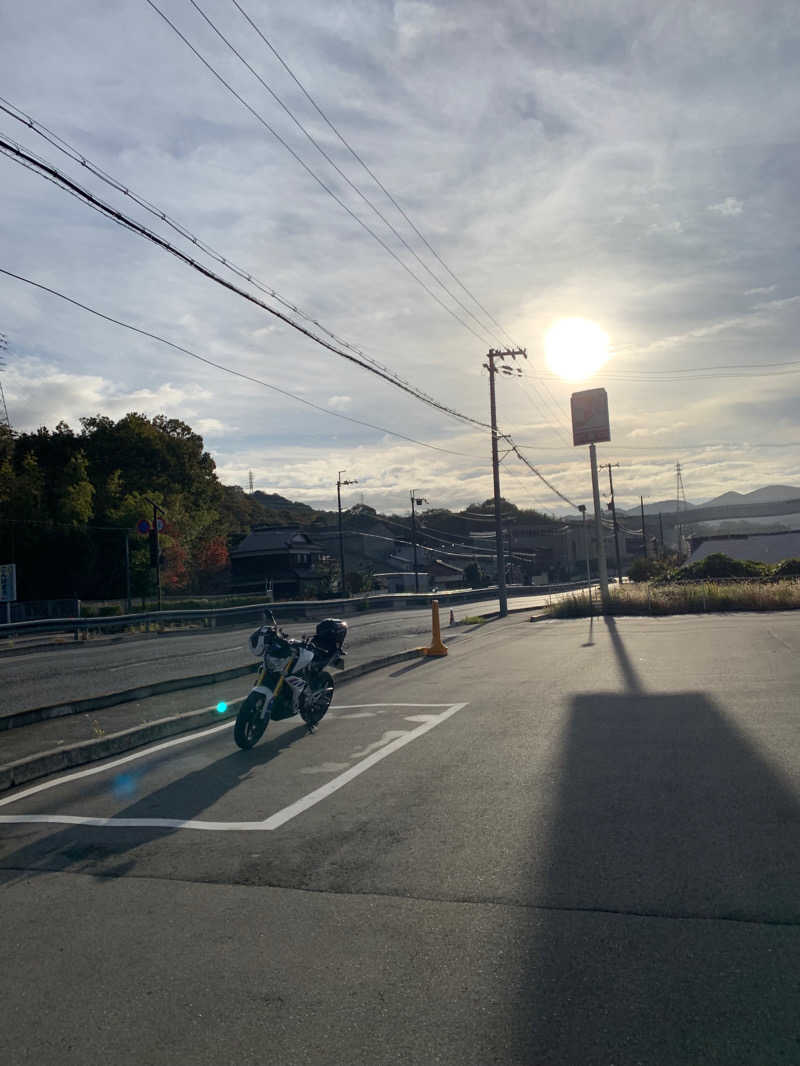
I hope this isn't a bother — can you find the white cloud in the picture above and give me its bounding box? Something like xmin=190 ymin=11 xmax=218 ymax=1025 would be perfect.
xmin=2 ymin=1 xmax=799 ymax=511
xmin=708 ymin=197 xmax=744 ymax=216
xmin=194 ymin=417 xmax=225 ymax=435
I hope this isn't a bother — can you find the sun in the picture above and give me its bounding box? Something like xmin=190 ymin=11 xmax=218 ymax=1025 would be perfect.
xmin=544 ymin=318 xmax=610 ymax=383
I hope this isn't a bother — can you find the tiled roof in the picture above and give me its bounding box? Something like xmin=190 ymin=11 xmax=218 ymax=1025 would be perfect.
xmin=231 ymin=528 xmax=323 ymax=556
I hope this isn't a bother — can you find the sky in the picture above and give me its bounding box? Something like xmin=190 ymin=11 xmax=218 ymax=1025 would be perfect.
xmin=2 ymin=0 xmax=799 ymax=517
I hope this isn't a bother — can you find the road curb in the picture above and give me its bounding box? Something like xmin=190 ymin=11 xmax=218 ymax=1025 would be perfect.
xmin=0 ymin=648 xmax=422 ymax=793
xmin=0 ymin=663 xmax=260 ymax=732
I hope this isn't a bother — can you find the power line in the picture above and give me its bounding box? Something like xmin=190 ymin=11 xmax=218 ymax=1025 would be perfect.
xmin=0 ymin=135 xmax=491 ymax=432
xmin=345 ymin=524 xmax=539 ymax=562
xmin=0 ymin=267 xmax=491 ymax=462
xmin=525 ymin=362 xmax=800 ymax=382
xmin=512 ymin=438 xmax=800 ymax=452
xmin=186 ymin=0 xmax=499 ymax=348
xmin=507 ymin=439 xmax=582 ymax=511
xmin=143 ymin=0 xmax=493 ymax=347
xmin=0 ymin=94 xmax=451 ymax=397
xmin=229 ymin=0 xmax=514 ymax=346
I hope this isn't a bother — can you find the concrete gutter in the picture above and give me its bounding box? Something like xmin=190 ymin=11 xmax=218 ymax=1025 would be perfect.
xmin=0 ymin=648 xmax=422 ymax=793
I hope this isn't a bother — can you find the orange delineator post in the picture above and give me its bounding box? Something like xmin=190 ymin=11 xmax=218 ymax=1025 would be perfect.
xmin=421 ymin=599 xmax=448 ymax=657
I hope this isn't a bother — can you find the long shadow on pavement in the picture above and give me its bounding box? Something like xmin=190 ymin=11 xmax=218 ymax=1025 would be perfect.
xmin=0 ymin=721 xmax=310 ymax=885
xmin=508 ymin=616 xmax=800 ymax=1064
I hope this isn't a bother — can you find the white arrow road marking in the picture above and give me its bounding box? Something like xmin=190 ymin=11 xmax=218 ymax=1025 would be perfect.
xmin=349 ymin=731 xmax=409 ymax=761
xmin=0 ymin=703 xmax=467 ymax=832
xmin=300 ymin=762 xmax=351 ymax=775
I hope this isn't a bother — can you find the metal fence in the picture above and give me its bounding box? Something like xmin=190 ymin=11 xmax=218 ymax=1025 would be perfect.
xmin=0 ymin=581 xmax=587 ymax=642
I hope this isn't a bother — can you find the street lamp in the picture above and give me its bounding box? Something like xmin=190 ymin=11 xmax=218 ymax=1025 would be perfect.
xmin=410 ymin=491 xmax=429 ymax=593
xmin=337 ymin=471 xmax=358 ymax=597
xmin=578 ymin=503 xmax=592 ymax=610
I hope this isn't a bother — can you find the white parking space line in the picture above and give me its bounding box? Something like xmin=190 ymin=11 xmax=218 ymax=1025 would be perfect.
xmin=0 ymin=703 xmax=467 ymax=832
xmin=0 ymin=714 xmax=232 ymax=809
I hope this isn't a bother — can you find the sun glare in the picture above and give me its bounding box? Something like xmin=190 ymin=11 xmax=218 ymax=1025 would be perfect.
xmin=544 ymin=318 xmax=610 ymax=383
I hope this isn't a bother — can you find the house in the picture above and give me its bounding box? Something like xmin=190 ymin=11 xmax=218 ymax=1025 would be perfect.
xmin=229 ymin=526 xmax=330 ymax=599
xmin=427 ymin=559 xmax=464 ymax=589
xmin=373 ymin=572 xmax=430 ymax=594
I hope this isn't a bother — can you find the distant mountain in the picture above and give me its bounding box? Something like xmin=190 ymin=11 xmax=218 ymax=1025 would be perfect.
xmin=700 ymin=485 xmax=800 ymax=508
xmin=252 ymin=491 xmax=315 ymax=511
xmin=623 ymin=499 xmax=696 ymax=516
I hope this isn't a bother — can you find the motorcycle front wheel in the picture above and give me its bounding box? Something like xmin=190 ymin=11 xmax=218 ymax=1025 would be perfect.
xmin=234 ymin=692 xmax=269 ymax=750
xmin=304 ymin=671 xmax=335 ymax=728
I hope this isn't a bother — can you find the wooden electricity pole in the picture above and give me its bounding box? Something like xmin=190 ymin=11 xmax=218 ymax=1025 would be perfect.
xmin=484 ymin=348 xmax=526 ymax=617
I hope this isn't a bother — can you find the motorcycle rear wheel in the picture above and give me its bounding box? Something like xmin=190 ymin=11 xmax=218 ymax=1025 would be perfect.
xmin=234 ymin=692 xmax=269 ymax=750
xmin=304 ymin=671 xmax=335 ymax=728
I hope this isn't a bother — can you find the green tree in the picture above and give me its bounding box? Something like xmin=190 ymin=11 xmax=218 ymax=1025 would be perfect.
xmin=14 ymin=452 xmax=46 ymax=521
xmin=55 ymin=451 xmax=95 ymax=525
xmin=463 ymin=562 xmax=486 ymax=588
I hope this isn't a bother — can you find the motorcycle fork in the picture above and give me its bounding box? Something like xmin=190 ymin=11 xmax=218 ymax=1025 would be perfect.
xmin=268 ymin=656 xmax=297 ymax=714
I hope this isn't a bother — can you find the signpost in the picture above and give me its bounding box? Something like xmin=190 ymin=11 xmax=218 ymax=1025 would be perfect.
xmin=570 ymin=387 xmax=610 ymax=446
xmin=0 ymin=562 xmax=17 ymax=625
xmin=571 ymin=388 xmax=610 ymax=609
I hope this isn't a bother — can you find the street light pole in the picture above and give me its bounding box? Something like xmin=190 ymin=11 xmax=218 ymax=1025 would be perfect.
xmin=337 ymin=471 xmax=358 ymax=597
xmin=578 ymin=503 xmax=592 ymax=609
xmin=143 ymin=496 xmax=165 ymax=612
xmin=409 ymin=491 xmax=428 ymax=593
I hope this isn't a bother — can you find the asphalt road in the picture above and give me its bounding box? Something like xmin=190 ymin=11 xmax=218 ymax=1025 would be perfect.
xmin=0 ymin=592 xmax=559 ymax=713
xmin=2 ymin=612 xmax=798 ymax=1065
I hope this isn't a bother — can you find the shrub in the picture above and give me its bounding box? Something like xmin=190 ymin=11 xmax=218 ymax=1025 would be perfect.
xmin=773 ymin=558 xmax=800 ymax=577
xmin=549 ymin=580 xmax=800 ymax=618
xmin=627 ymin=557 xmax=671 ymax=583
xmin=658 ymin=552 xmax=768 ymax=582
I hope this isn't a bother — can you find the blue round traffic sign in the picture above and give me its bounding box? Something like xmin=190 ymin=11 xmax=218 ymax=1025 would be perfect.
xmin=136 ymin=518 xmax=151 ymax=535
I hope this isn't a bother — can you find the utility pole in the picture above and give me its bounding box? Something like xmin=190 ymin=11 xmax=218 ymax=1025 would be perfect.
xmin=337 ymin=470 xmax=357 ymax=597
xmin=640 ymin=496 xmax=647 ymax=558
xmin=124 ymin=530 xmax=132 ymax=614
xmin=484 ymin=347 xmax=526 ymax=617
xmin=144 ymin=496 xmax=165 ymax=611
xmin=600 ymin=462 xmax=622 ymax=581
xmin=0 ymin=331 xmax=11 ymax=431
xmin=658 ymin=512 xmax=665 ymax=557
xmin=676 ymin=461 xmax=688 ymax=560
xmin=410 ymin=491 xmax=428 ymax=593
xmin=589 ymin=444 xmax=609 ymax=607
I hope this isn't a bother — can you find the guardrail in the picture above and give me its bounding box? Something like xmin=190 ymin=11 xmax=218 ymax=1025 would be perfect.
xmin=0 ymin=580 xmax=588 ymax=642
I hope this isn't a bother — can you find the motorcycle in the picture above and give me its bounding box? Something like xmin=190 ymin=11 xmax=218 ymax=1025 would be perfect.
xmin=234 ymin=611 xmax=348 ymax=750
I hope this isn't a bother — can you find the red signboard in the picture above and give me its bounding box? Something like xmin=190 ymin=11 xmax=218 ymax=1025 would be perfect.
xmin=571 ymin=388 xmax=610 ymax=446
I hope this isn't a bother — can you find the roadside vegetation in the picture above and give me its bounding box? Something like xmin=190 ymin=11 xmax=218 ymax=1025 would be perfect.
xmin=550 ymin=553 xmax=800 ymax=618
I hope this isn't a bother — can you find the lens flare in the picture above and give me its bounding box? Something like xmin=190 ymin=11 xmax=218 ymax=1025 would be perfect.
xmin=112 ymin=772 xmax=138 ymax=798
xmin=216 ymin=701 xmax=228 ymax=714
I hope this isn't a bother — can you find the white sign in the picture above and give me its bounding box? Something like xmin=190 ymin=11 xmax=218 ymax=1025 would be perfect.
xmin=0 ymin=563 xmax=17 ymax=602
xmin=571 ymin=388 xmax=611 ymax=446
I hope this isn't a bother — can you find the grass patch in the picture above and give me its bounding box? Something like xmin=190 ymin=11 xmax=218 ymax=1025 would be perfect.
xmin=549 ymin=580 xmax=800 ymax=618
xmin=462 ymin=615 xmax=488 ymax=625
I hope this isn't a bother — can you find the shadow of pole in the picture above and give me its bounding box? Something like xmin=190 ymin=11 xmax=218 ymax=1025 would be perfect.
xmin=508 ymin=623 xmax=800 ymax=1064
